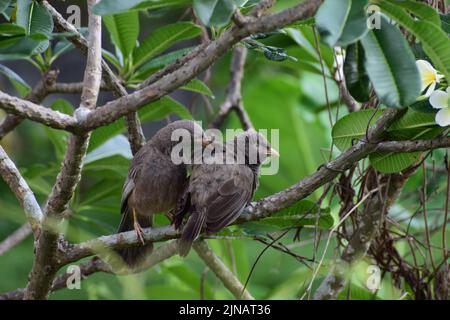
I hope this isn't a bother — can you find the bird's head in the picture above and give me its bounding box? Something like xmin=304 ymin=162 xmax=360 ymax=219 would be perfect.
xmin=154 ymin=120 xmax=213 ymax=159
xmin=232 ymin=129 xmax=279 ymax=167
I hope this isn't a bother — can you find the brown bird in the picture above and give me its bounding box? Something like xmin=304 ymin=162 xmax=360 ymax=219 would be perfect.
xmin=116 ymin=120 xmax=211 ymax=267
xmin=174 ymin=129 xmax=279 ymax=256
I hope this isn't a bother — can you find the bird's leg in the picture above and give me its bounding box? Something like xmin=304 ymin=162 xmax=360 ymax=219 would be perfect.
xmin=132 ymin=208 xmax=146 ymax=245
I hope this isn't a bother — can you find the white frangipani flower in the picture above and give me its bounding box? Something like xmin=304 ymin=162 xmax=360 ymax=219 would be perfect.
xmin=416 ymin=60 xmax=444 ymax=97
xmin=430 ymin=87 xmax=450 ymax=127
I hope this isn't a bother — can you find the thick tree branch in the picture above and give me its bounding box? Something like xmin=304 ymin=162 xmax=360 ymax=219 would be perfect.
xmin=24 ymin=0 xmax=102 ymax=300
xmin=193 ymin=240 xmax=254 ymax=300
xmin=0 ymin=91 xmax=78 ymax=132
xmin=1 ymin=242 xmax=178 ymax=300
xmin=0 ymin=146 xmax=43 ymax=232
xmin=376 ymin=136 xmax=450 ymax=153
xmin=44 ymin=1 xmax=145 ymax=154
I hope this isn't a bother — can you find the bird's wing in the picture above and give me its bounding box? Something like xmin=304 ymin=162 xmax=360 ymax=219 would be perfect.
xmin=120 ymin=165 xmax=137 ymax=214
xmin=205 ymin=169 xmax=254 ymax=232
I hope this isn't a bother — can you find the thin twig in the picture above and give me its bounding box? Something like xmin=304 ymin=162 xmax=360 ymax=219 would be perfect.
xmin=193 ymin=240 xmax=254 ymax=300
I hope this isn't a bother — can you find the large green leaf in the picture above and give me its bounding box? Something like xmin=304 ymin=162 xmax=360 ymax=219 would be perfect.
xmin=193 ymin=0 xmax=236 ymax=27
xmin=374 ymin=0 xmax=450 ymax=82
xmin=332 ymin=109 xmax=383 ymax=151
xmin=360 ymin=15 xmax=420 ymax=108
xmin=315 ymin=0 xmax=369 ymax=47
xmin=16 ymin=0 xmax=53 ymax=53
xmin=344 ymin=42 xmax=370 ymax=102
xmin=132 ymin=22 xmax=201 ymax=69
xmin=88 ymin=96 xmax=192 ymax=152
xmin=103 ymin=12 xmax=139 ymax=59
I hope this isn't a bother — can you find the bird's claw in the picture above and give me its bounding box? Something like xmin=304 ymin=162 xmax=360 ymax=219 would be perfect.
xmin=134 ymin=222 xmax=146 ymax=245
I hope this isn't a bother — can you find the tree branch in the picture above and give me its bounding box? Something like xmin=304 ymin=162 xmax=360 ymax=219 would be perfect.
xmin=24 ymin=0 xmax=102 ymax=299
xmin=0 ymin=69 xmax=58 ymax=139
xmin=0 ymin=224 xmax=32 ymax=256
xmin=0 ymin=146 xmax=43 ymax=232
xmin=0 ymin=91 xmax=78 ymax=132
xmin=77 ymin=0 xmax=324 ymax=132
xmin=193 ymin=240 xmax=254 ymax=300
xmin=43 ymin=1 xmax=145 ymax=154
xmin=1 ymin=242 xmax=178 ymax=300
xmin=209 ymin=46 xmax=253 ymax=130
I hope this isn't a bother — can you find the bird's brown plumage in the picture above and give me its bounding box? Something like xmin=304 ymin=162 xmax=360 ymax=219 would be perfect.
xmin=175 ymin=130 xmax=276 ymax=256
xmin=116 ymin=120 xmax=206 ymax=267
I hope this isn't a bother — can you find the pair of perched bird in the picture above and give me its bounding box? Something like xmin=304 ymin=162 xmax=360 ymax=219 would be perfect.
xmin=116 ymin=120 xmax=278 ymax=267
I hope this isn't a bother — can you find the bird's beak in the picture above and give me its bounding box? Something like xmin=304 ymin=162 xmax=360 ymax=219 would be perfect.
xmin=202 ymin=135 xmax=214 ymax=148
xmin=268 ymin=147 xmax=280 ymax=157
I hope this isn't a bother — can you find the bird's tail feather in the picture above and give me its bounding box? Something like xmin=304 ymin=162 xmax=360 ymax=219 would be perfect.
xmin=115 ymin=208 xmax=153 ymax=268
xmin=179 ymin=210 xmax=205 ymax=257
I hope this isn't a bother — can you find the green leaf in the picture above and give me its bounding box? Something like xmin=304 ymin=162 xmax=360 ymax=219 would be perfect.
xmin=0 ymin=33 xmax=47 ymax=61
xmin=102 ymin=49 xmax=122 ymax=70
xmin=103 ymin=12 xmax=139 ymax=59
xmin=332 ymin=109 xmax=439 ymax=151
xmin=332 ymin=109 xmax=442 ymax=173
xmin=409 ymin=99 xmax=435 ymax=114
xmin=0 ymin=23 xmax=26 ymax=36
xmin=84 ymin=154 xmax=130 ymax=178
xmin=360 ymin=15 xmax=420 ymax=108
xmin=315 ymin=0 xmax=369 ymax=47
xmin=374 ymin=0 xmax=450 ymax=82
xmin=88 ymin=97 xmax=192 ymax=152
xmin=93 ymin=0 xmax=145 ymax=15
xmin=391 ymin=0 xmax=441 ymax=26
xmin=180 ymin=79 xmax=214 ymax=97
xmin=332 ymin=109 xmax=383 ymax=150
xmin=16 ymin=0 xmax=53 ymax=53
xmin=131 ymin=46 xmax=193 ymax=82
xmin=441 ymin=14 xmax=450 ymax=34
xmin=0 ymin=64 xmax=30 ymax=96
xmin=132 ymin=22 xmax=201 ymax=68
xmin=133 ymin=0 xmax=192 ymax=11
xmin=94 ymin=0 xmax=191 ymax=15
xmin=344 ymin=42 xmax=370 ymax=102
xmin=193 ymin=0 xmax=236 ymax=27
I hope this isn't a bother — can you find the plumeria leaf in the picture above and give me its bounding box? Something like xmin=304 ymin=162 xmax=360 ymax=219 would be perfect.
xmin=374 ymin=0 xmax=450 ymax=82
xmin=360 ymin=15 xmax=420 ymax=108
xmin=344 ymin=42 xmax=370 ymax=102
xmin=316 ymin=0 xmax=369 ymax=47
